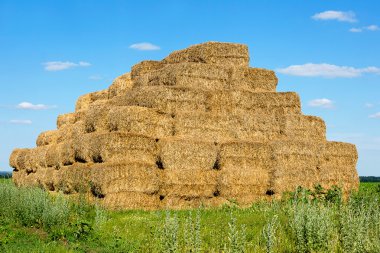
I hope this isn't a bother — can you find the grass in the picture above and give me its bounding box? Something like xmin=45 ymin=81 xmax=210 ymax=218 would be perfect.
xmin=1 ymin=178 xmax=379 ymax=252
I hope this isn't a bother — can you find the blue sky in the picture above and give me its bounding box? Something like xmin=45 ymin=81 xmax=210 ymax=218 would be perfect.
xmin=0 ymin=0 xmax=379 ymax=175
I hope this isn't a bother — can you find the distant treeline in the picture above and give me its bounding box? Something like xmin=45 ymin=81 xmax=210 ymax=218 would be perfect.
xmin=0 ymin=171 xmax=12 ymax=178
xmin=360 ymin=176 xmax=380 ymax=182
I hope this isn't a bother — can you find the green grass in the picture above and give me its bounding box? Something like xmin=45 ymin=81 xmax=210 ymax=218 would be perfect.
xmin=1 ymin=178 xmax=380 ymax=252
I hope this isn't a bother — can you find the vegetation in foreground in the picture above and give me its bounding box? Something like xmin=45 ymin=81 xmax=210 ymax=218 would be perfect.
xmin=1 ymin=178 xmax=379 ymax=252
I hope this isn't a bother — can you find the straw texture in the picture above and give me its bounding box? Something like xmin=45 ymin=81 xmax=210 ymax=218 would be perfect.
xmin=10 ymin=41 xmax=359 ymax=209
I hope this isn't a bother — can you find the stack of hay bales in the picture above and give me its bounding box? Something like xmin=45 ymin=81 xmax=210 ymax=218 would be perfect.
xmin=9 ymin=42 xmax=359 ymax=209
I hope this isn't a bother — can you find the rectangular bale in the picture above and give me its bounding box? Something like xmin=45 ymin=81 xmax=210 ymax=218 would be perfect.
xmin=281 ymin=115 xmax=326 ymax=142
xmin=108 ymin=106 xmax=174 ymax=138
xmin=208 ymin=90 xmax=301 ymax=115
xmin=319 ymin=142 xmax=359 ymax=193
xmin=36 ymin=130 xmax=59 ymax=146
xmin=102 ymin=192 xmax=161 ymax=210
xmin=160 ymin=196 xmax=228 ymax=210
xmin=158 ymin=138 xmax=218 ymax=171
xmin=161 ymin=169 xmax=218 ymax=198
xmin=131 ymin=60 xmax=165 ymax=79
xmin=86 ymin=132 xmax=158 ymax=165
xmin=84 ymin=103 xmax=112 ymax=133
xmin=163 ymin=42 xmax=249 ymax=67
xmin=270 ymin=141 xmax=324 ymax=194
xmin=134 ymin=63 xmax=230 ymax=90
xmin=231 ymin=67 xmax=277 ymax=92
xmin=218 ymin=141 xmax=272 ymax=198
xmin=108 ymin=72 xmax=133 ymax=98
xmin=174 ymin=111 xmax=236 ymax=142
xmin=75 ymin=89 xmax=108 ymax=112
xmin=89 ymin=162 xmax=160 ymax=195
xmin=110 ymin=86 xmax=209 ymax=114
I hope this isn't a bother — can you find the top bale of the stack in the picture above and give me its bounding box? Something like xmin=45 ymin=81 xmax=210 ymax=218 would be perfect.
xmin=163 ymin=41 xmax=249 ymax=67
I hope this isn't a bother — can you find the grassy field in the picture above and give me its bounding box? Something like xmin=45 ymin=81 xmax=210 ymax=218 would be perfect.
xmin=1 ymin=178 xmax=379 ymax=252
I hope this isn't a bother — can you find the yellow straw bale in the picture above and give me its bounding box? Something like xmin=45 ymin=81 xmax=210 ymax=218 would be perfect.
xmin=75 ymin=89 xmax=109 ymax=111
xmin=57 ymin=113 xmax=76 ymax=129
xmin=133 ymin=63 xmax=230 ymax=90
xmin=90 ymin=162 xmax=160 ymax=195
xmin=163 ymin=41 xmax=249 ymax=67
xmin=161 ymin=169 xmax=218 ymax=198
xmin=85 ymin=132 xmax=157 ymax=164
xmin=110 ymin=86 xmax=209 ymax=114
xmin=108 ymin=72 xmax=133 ymax=98
xmin=319 ymin=141 xmax=359 ymax=194
xmin=9 ymin=148 xmax=29 ymax=170
xmin=84 ymin=103 xmax=111 ymax=133
xmin=107 ymin=106 xmax=174 ymax=138
xmin=130 ymin=60 xmax=165 ymax=79
xmin=218 ymin=141 xmax=272 ymax=199
xmin=158 ymin=138 xmax=218 ymax=171
xmin=231 ymin=67 xmax=277 ymax=92
xmin=103 ymin=192 xmax=161 ymax=210
xmin=270 ymin=141 xmax=324 ymax=194
xmin=36 ymin=130 xmax=59 ymax=146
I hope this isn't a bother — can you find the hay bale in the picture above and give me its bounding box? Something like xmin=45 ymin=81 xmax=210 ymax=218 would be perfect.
xmin=231 ymin=67 xmax=277 ymax=92
xmin=84 ymin=103 xmax=111 ymax=133
xmin=158 ymin=137 xmax=218 ymax=171
xmin=133 ymin=63 xmax=231 ymax=90
xmin=84 ymin=132 xmax=158 ymax=164
xmin=218 ymin=141 xmax=273 ymax=200
xmin=110 ymin=86 xmax=209 ymax=114
xmin=161 ymin=169 xmax=218 ymax=198
xmin=36 ymin=130 xmax=59 ymax=146
xmin=89 ymin=162 xmax=160 ymax=196
xmin=131 ymin=61 xmax=165 ymax=80
xmin=75 ymin=89 xmax=108 ymax=111
xmin=103 ymin=192 xmax=160 ymax=210
xmin=108 ymin=106 xmax=174 ymax=138
xmin=270 ymin=141 xmax=324 ymax=194
xmin=57 ymin=113 xmax=76 ymax=129
xmin=108 ymin=73 xmax=133 ymax=98
xmin=163 ymin=41 xmax=249 ymax=67
xmin=9 ymin=41 xmax=359 ymax=209
xmin=319 ymin=142 xmax=359 ymax=194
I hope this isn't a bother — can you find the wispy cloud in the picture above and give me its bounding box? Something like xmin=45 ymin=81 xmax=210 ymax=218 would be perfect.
xmin=277 ymin=63 xmax=380 ymax=78
xmin=9 ymin=119 xmax=32 ymax=125
xmin=365 ymin=103 xmax=374 ymax=108
xmin=16 ymin=102 xmax=56 ymax=110
xmin=308 ymin=98 xmax=334 ymax=109
xmin=365 ymin=25 xmax=379 ymax=31
xmin=369 ymin=112 xmax=380 ymax=119
xmin=89 ymin=75 xmax=103 ymax=80
xmin=312 ymin=10 xmax=357 ymax=23
xmin=350 ymin=25 xmax=379 ymax=33
xmin=349 ymin=28 xmax=362 ymax=33
xmin=129 ymin=42 xmax=160 ymax=51
xmin=43 ymin=61 xmax=91 ymax=71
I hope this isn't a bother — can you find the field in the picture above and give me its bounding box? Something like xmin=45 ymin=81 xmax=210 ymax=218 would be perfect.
xmin=0 ymin=178 xmax=379 ymax=252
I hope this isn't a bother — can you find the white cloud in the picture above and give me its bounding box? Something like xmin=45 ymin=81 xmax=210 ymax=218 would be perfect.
xmin=312 ymin=10 xmax=357 ymax=23
xmin=365 ymin=103 xmax=374 ymax=108
xmin=365 ymin=25 xmax=380 ymax=31
xmin=350 ymin=25 xmax=379 ymax=33
xmin=129 ymin=42 xmax=160 ymax=51
xmin=43 ymin=61 xmax=91 ymax=71
xmin=349 ymin=28 xmax=362 ymax=33
xmin=308 ymin=98 xmax=334 ymax=109
xmin=9 ymin=119 xmax=32 ymax=125
xmin=16 ymin=102 xmax=56 ymax=110
xmin=277 ymin=63 xmax=380 ymax=78
xmin=369 ymin=112 xmax=380 ymax=119
xmin=89 ymin=75 xmax=103 ymax=80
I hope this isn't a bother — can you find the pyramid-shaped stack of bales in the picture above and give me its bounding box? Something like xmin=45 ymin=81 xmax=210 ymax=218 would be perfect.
xmin=10 ymin=42 xmax=359 ymax=209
